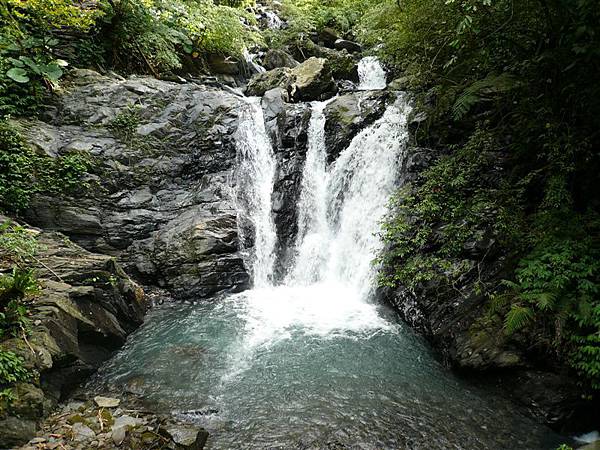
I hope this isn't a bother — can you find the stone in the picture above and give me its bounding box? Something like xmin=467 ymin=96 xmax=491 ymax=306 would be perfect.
xmin=245 ymin=67 xmax=292 ymax=97
xmin=288 ymin=57 xmax=336 ymax=102
xmin=94 ymin=396 xmax=120 ymax=408
xmin=113 ymin=414 xmax=145 ymax=430
xmin=164 ymin=425 xmax=209 ymax=450
xmin=289 ymin=40 xmax=358 ymax=82
xmin=71 ymin=423 xmax=96 ymax=441
xmin=334 ymin=39 xmax=362 ymax=53
xmin=112 ymin=426 xmax=127 ymax=446
xmin=318 ymin=27 xmax=339 ymax=48
xmin=262 ymin=49 xmax=299 ymax=70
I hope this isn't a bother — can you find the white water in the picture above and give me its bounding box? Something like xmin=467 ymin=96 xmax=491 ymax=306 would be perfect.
xmin=358 ymin=56 xmax=387 ymax=90
xmin=243 ymin=49 xmax=266 ymax=74
xmin=265 ymin=11 xmax=283 ymax=29
xmin=234 ymin=97 xmax=277 ymax=287
xmin=229 ymin=78 xmax=412 ymax=356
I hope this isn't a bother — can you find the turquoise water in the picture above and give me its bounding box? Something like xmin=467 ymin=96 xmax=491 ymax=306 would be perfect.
xmin=92 ymin=286 xmax=564 ymax=449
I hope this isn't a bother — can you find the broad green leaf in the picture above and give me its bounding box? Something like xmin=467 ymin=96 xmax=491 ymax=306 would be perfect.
xmin=6 ymin=68 xmax=29 ymax=83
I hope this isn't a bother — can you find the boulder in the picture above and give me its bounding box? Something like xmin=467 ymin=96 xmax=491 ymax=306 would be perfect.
xmin=245 ymin=67 xmax=292 ymax=97
xmin=207 ymin=54 xmax=240 ymax=75
xmin=245 ymin=57 xmax=336 ymax=102
xmin=318 ymin=27 xmax=339 ymax=48
xmin=323 ymin=91 xmax=391 ymax=163
xmin=287 ymin=57 xmax=336 ymax=102
xmin=262 ymin=49 xmax=299 ymax=70
xmin=334 ymin=39 xmax=362 ymax=53
xmin=290 ymin=40 xmax=358 ymax=82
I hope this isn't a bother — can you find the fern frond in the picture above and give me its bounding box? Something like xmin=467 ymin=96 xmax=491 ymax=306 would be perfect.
xmin=504 ymin=304 xmax=534 ymax=334
xmin=452 ymin=73 xmax=520 ymax=120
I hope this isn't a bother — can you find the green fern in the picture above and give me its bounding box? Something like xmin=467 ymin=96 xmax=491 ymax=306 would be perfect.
xmin=452 ymin=73 xmax=519 ymax=120
xmin=504 ymin=304 xmax=534 ymax=333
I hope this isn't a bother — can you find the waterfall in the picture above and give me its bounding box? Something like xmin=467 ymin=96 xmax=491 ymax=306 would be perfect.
xmin=358 ymin=56 xmax=387 ymax=90
xmin=290 ymin=95 xmax=411 ymax=298
xmin=243 ymin=49 xmax=266 ymax=74
xmin=265 ymin=11 xmax=283 ymax=29
xmin=287 ymin=100 xmax=333 ymax=284
xmin=234 ymin=97 xmax=277 ymax=288
xmin=235 ymin=89 xmax=411 ymax=301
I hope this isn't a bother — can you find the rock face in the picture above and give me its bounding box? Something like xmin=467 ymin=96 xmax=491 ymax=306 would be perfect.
xmin=261 ymin=88 xmax=311 ymax=278
xmin=21 ymin=69 xmax=249 ymax=300
xmin=381 ymin=132 xmax=599 ymax=431
xmin=0 ymin=219 xmax=146 ymax=447
xmin=323 ymin=91 xmax=391 ymax=163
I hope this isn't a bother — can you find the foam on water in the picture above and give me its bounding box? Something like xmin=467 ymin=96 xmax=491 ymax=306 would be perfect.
xmin=358 ymin=56 xmax=387 ymax=90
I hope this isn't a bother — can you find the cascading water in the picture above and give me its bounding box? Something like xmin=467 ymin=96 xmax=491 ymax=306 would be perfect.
xmin=92 ymin=69 xmax=564 ymax=449
xmin=358 ymin=56 xmax=387 ymax=90
xmin=234 ymin=97 xmax=277 ymax=287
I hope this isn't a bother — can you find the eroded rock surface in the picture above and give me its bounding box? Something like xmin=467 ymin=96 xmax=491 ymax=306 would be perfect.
xmin=0 ymin=219 xmax=146 ymax=447
xmin=20 ymin=69 xmax=249 ymax=300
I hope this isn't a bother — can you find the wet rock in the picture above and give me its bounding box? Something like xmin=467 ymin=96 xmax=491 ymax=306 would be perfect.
xmin=263 ymin=49 xmax=299 ymax=70
xmin=323 ymin=91 xmax=391 ymax=163
xmin=334 ymin=39 xmax=362 ymax=53
xmin=261 ymin=95 xmax=311 ymax=278
xmin=288 ymin=57 xmax=336 ymax=102
xmin=94 ymin=396 xmax=120 ymax=408
xmin=164 ymin=425 xmax=209 ymax=449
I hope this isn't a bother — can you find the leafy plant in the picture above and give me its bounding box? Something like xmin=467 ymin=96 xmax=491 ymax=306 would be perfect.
xmin=0 ymin=298 xmax=31 ymax=339
xmin=0 ymin=350 xmax=30 ymax=385
xmin=0 ymin=267 xmax=39 ymax=302
xmin=0 ymin=119 xmax=91 ymax=213
xmin=0 ymin=220 xmax=38 ymax=265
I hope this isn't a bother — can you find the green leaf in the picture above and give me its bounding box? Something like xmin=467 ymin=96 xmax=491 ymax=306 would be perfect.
xmin=42 ymin=64 xmax=63 ymax=82
xmin=504 ymin=305 xmax=534 ymax=334
xmin=6 ymin=68 xmax=29 ymax=83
